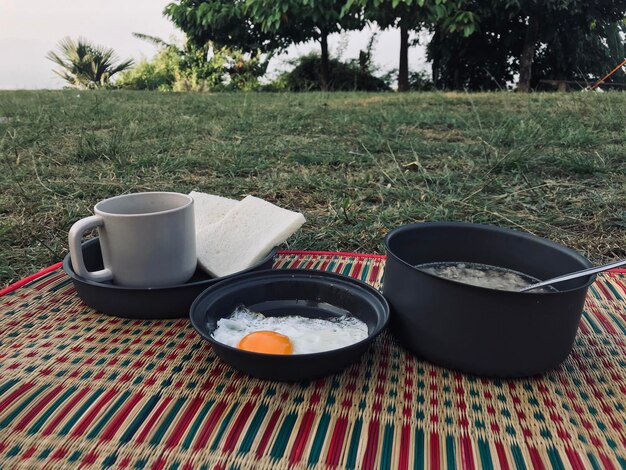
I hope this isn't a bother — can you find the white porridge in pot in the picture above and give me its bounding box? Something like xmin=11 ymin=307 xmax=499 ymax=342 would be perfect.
xmin=415 ymin=262 xmax=555 ymax=293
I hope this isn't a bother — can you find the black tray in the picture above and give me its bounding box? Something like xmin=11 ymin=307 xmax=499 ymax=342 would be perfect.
xmin=63 ymin=238 xmax=277 ymax=319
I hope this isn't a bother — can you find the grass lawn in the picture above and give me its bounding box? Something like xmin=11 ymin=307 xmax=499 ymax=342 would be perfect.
xmin=1 ymin=90 xmax=625 ymax=286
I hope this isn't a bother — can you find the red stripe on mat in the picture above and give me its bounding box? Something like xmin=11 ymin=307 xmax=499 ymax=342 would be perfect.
xmin=0 ymin=262 xmax=63 ymax=297
xmin=277 ymin=250 xmax=387 ymax=260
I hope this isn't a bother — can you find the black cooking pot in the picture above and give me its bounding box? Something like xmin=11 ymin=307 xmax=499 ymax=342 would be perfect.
xmin=383 ymin=222 xmax=595 ymax=377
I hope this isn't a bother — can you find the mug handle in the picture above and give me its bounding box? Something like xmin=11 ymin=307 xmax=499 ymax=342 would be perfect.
xmin=68 ymin=215 xmax=113 ymax=283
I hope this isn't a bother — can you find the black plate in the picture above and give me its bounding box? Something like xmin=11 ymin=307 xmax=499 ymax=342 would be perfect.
xmin=189 ymin=269 xmax=390 ymax=381
xmin=63 ymin=238 xmax=277 ymax=319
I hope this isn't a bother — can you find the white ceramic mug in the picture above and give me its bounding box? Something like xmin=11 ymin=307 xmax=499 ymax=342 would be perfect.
xmin=69 ymin=192 xmax=196 ymax=287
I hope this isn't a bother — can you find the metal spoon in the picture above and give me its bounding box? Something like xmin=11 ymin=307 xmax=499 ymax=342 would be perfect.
xmin=519 ymin=259 xmax=626 ymax=292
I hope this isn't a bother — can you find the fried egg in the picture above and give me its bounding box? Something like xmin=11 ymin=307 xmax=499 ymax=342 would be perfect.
xmin=211 ymin=306 xmax=368 ymax=355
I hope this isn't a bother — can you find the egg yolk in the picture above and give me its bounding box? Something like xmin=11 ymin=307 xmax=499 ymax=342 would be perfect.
xmin=237 ymin=331 xmax=293 ymax=355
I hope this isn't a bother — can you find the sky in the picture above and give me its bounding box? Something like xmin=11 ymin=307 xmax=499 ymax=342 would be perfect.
xmin=0 ymin=0 xmax=428 ymax=90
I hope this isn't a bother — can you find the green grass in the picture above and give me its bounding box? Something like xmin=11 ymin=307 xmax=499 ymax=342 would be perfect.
xmin=1 ymin=90 xmax=625 ymax=286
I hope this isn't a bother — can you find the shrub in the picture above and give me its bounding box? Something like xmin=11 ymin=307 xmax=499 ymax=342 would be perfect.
xmin=116 ymin=42 xmax=269 ymax=92
xmin=409 ymin=70 xmax=435 ymax=91
xmin=116 ymin=47 xmax=178 ymax=91
xmin=280 ymin=53 xmax=391 ymax=91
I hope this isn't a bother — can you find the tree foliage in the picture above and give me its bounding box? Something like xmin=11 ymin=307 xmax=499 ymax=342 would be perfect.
xmin=163 ymin=1 xmax=294 ymax=89
xmin=428 ymin=5 xmax=522 ymax=90
xmin=429 ymin=0 xmax=626 ymax=91
xmin=162 ymin=0 xmax=625 ymax=92
xmin=345 ymin=0 xmax=475 ymax=35
xmin=244 ymin=0 xmax=366 ymax=89
xmin=46 ymin=37 xmax=134 ymax=89
xmin=347 ymin=0 xmax=476 ymax=90
xmin=532 ymin=20 xmax=626 ymax=87
xmin=164 ymin=0 xmax=475 ymax=91
xmin=164 ymin=0 xmax=297 ymax=52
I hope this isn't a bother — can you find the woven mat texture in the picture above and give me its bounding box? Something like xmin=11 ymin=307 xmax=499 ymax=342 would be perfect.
xmin=0 ymin=253 xmax=625 ymax=469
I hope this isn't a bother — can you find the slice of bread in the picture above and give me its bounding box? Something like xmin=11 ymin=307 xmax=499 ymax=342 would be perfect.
xmin=189 ymin=191 xmax=239 ymax=233
xmin=197 ymin=195 xmax=306 ymax=277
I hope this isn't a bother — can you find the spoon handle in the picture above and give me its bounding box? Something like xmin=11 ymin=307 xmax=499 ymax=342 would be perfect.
xmin=520 ymin=259 xmax=626 ymax=292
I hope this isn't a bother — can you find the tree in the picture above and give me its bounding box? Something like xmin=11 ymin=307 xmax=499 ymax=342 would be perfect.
xmin=46 ymin=37 xmax=134 ymax=89
xmin=245 ymin=0 xmax=365 ymax=90
xmin=428 ymin=0 xmax=626 ymax=91
xmin=164 ymin=0 xmax=297 ymax=53
xmin=165 ymin=0 xmax=306 ymax=88
xmin=347 ymin=0 xmax=476 ymax=91
xmin=508 ymin=0 xmax=626 ymax=91
xmin=428 ymin=5 xmax=522 ymax=90
xmin=531 ymin=19 xmax=626 ymax=88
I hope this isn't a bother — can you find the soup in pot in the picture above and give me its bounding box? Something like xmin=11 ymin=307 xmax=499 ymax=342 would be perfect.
xmin=415 ymin=262 xmax=554 ymax=293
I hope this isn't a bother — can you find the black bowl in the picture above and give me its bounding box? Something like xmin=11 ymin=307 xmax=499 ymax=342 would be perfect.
xmin=189 ymin=269 xmax=389 ymax=381
xmin=63 ymin=238 xmax=277 ymax=319
xmin=383 ymin=222 xmax=595 ymax=378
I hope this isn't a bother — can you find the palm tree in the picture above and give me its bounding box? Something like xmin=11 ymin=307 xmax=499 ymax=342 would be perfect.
xmin=46 ymin=37 xmax=134 ymax=89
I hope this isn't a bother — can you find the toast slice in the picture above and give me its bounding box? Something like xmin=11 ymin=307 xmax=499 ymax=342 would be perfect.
xmin=197 ymin=195 xmax=306 ymax=277
xmin=189 ymin=191 xmax=239 ymax=233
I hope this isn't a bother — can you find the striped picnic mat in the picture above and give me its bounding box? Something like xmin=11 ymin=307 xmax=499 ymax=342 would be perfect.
xmin=0 ymin=252 xmax=625 ymax=469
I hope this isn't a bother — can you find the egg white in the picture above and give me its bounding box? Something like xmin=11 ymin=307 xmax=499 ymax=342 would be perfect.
xmin=212 ymin=306 xmax=369 ymax=354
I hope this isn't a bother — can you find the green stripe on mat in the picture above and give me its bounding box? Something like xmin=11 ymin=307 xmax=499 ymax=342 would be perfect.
xmin=210 ymin=402 xmax=238 ymax=451
xmin=28 ymin=385 xmax=78 ymax=434
xmin=346 ymin=417 xmax=363 ymax=470
xmin=308 ymin=413 xmax=330 ymax=466
xmin=477 ymin=439 xmax=493 ymax=470
xmin=548 ymin=447 xmax=565 ymax=470
xmin=6 ymin=445 xmax=21 ymax=457
xmin=327 ymin=260 xmax=337 ymax=273
xmin=87 ymin=390 xmax=131 ymax=439
xmin=360 ymin=263 xmax=370 ymax=282
xmin=587 ymin=453 xmax=602 ymax=470
xmin=446 ymin=435 xmax=456 ymax=470
xmin=49 ymin=279 xmax=72 ymax=292
xmin=588 ymin=285 xmax=602 ymax=301
xmin=511 ymin=444 xmax=527 ymax=470
xmin=0 ymin=378 xmax=19 ymax=397
xmin=380 ymin=422 xmax=394 ymax=470
xmin=238 ymin=405 xmax=268 ymax=454
xmin=119 ymin=394 xmax=160 ymax=444
xmin=602 ymin=280 xmax=621 ymax=300
xmin=582 ymin=311 xmax=602 ymax=334
xmin=24 ymin=270 xmax=59 ymax=288
xmin=59 ymin=388 xmax=105 ymax=436
xmin=0 ymin=384 xmax=47 ymax=428
xmin=609 ymin=312 xmax=626 ymax=335
xmin=270 ymin=412 xmax=297 ymax=460
xmin=414 ymin=428 xmax=424 ymax=470
xmin=150 ymin=397 xmax=186 ymax=445
xmin=182 ymin=399 xmax=215 ymax=450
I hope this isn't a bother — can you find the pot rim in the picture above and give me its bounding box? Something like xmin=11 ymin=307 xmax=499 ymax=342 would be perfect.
xmin=384 ymin=221 xmax=596 ymax=295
